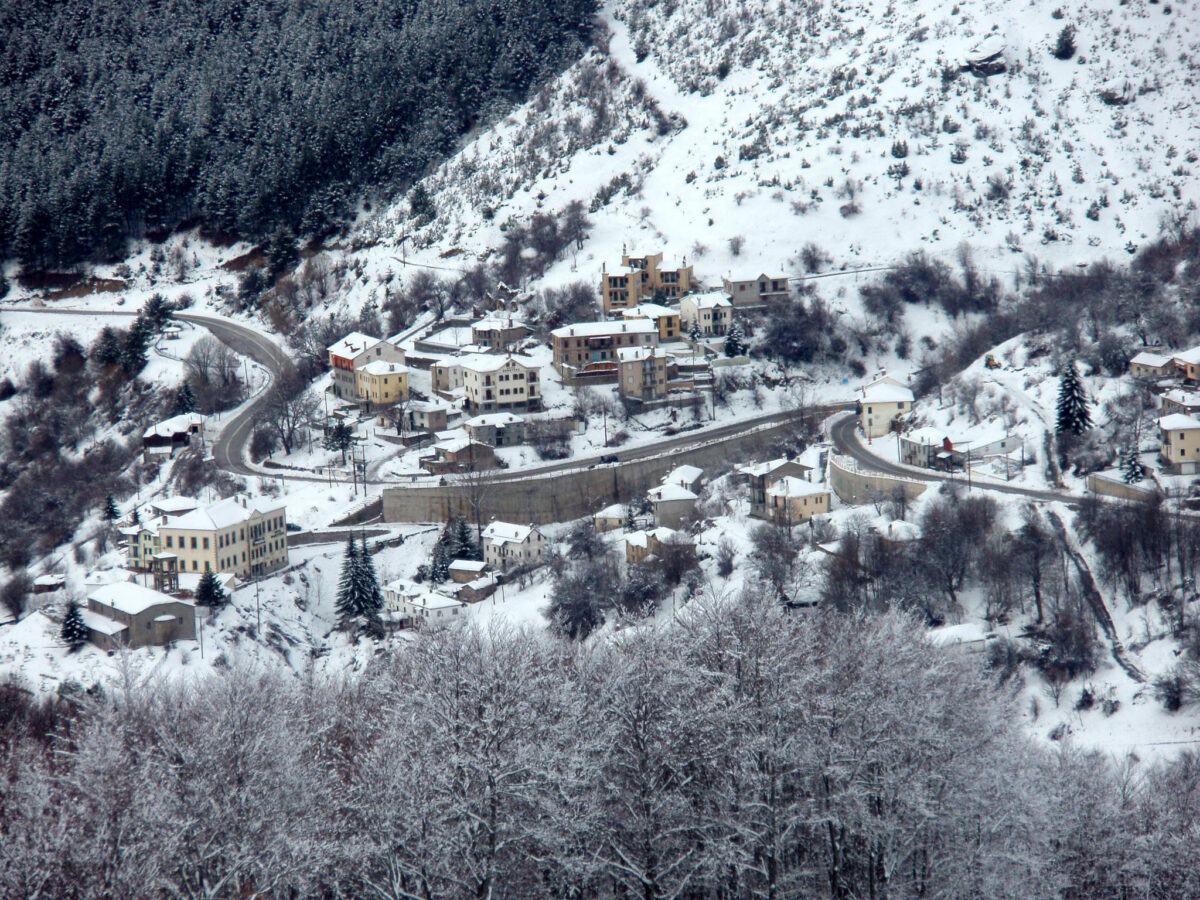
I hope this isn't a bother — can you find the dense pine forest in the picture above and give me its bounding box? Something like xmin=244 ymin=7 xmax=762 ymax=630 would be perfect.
xmin=0 ymin=0 xmax=597 ymax=269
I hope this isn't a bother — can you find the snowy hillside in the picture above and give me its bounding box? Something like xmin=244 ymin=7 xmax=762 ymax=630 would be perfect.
xmin=359 ymin=0 xmax=1199 ymax=285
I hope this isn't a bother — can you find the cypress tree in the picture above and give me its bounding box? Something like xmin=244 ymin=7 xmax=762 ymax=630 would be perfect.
xmin=61 ymin=601 xmax=89 ymax=651
xmin=1056 ymin=359 xmax=1091 ymax=436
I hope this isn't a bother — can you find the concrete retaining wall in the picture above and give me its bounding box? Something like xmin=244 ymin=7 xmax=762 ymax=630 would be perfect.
xmin=381 ymin=420 xmax=802 ymax=525
xmin=1087 ymin=472 xmax=1157 ymax=502
xmin=829 ymin=453 xmax=928 ymax=506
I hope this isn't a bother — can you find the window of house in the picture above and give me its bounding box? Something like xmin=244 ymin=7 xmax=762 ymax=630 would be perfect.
xmin=191 ymin=537 xmax=197 ymax=549
xmin=166 ymin=536 xmax=173 ymax=548
xmin=203 ymin=537 xmax=209 ymax=549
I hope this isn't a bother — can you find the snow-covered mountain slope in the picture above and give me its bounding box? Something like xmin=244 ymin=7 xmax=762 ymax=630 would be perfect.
xmin=359 ymin=0 xmax=1199 ymax=287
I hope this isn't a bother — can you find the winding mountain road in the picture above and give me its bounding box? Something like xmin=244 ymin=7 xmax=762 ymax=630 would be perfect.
xmin=829 ymin=412 xmax=1075 ymax=504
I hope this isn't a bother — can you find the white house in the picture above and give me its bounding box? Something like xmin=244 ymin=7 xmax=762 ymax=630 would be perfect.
xmin=680 ymin=291 xmax=733 ymax=337
xmin=647 ymin=482 xmax=699 ymax=528
xmin=482 ymin=521 xmax=547 ymax=572
xmin=383 ymin=579 xmax=465 ymax=627
xmin=858 ymin=377 xmax=914 ymax=438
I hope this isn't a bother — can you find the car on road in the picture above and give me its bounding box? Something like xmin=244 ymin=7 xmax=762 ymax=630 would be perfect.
xmin=599 ymin=454 xmax=619 ymax=464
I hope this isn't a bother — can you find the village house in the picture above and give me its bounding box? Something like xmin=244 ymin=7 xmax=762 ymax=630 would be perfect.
xmin=680 ymin=291 xmax=733 ymax=337
xmin=765 ymin=476 xmax=831 ymax=526
xmin=83 ymin=582 xmax=196 ymax=650
xmin=465 ymin=412 xmax=526 ymax=447
xmin=142 ymin=412 xmax=205 ymax=457
xmin=482 ymin=521 xmax=547 ymax=573
xmin=448 ymin=559 xmax=489 ymax=584
xmin=1159 ymin=413 xmax=1200 ymax=474
xmin=552 ymin=319 xmax=658 ymax=381
xmin=420 ymin=436 xmax=497 ymax=474
xmin=593 ymin=503 xmax=627 ymax=533
xmin=1160 ymin=389 xmax=1200 ymax=418
xmin=899 ymin=425 xmax=1018 ymax=470
xmin=647 ymin=482 xmax=698 ymax=528
xmin=858 ymin=377 xmax=914 ymax=438
xmin=601 ymin=252 xmax=696 ymax=313
xmin=327 ymin=332 xmax=405 ymax=401
xmin=1129 ymin=350 xmax=1176 ymax=379
xmin=355 ymin=360 xmax=409 ymax=409
xmin=721 ymin=274 xmax=790 ymax=307
xmin=471 ymin=317 xmax=531 ymax=351
xmin=459 ymin=354 xmax=541 ymax=414
xmin=617 ymin=346 xmax=670 ymax=401
xmin=621 ymin=304 xmax=681 ymax=342
xmin=625 ymin=527 xmax=689 ymax=565
xmin=1173 ymin=348 xmax=1200 ymax=384
xmin=736 ymin=458 xmax=815 ymax=520
xmin=32 ymin=574 xmax=67 ymax=594
xmin=126 ymin=496 xmax=288 ymax=578
xmin=403 ymin=400 xmax=453 ymax=435
xmin=662 ymin=465 xmax=704 ymax=494
xmin=383 ymin=579 xmax=465 ymax=628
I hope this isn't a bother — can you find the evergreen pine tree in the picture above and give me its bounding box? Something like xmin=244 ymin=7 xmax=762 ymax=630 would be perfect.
xmin=725 ymin=319 xmax=746 ymax=357
xmin=102 ymin=494 xmax=120 ymax=524
xmin=356 ymin=535 xmax=384 ymax=636
xmin=195 ymin=570 xmax=228 ymax=609
xmin=335 ymin=536 xmax=362 ymax=630
xmin=689 ymin=317 xmax=702 ymax=343
xmin=1121 ymin=446 xmax=1146 ymax=484
xmin=454 ymin=518 xmax=481 ymax=561
xmin=1056 ymin=360 xmax=1092 ymax=436
xmin=92 ymin=326 xmax=125 ymax=368
xmin=61 ymin=601 xmax=89 ymax=651
xmin=121 ymin=318 xmax=151 ymax=375
xmin=430 ymin=541 xmax=450 ymax=584
xmin=324 ymin=420 xmax=355 ymax=464
xmin=174 ymin=381 xmax=197 ymax=414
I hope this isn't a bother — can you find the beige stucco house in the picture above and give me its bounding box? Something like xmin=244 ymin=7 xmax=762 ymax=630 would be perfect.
xmin=355 ymin=360 xmax=409 ymax=408
xmin=551 ymin=319 xmax=658 ymax=382
xmin=128 ymin=496 xmax=288 ymax=578
xmin=621 ymin=304 xmax=681 ymax=342
xmin=482 ymin=521 xmax=547 ymax=573
xmin=858 ymin=377 xmax=914 ymax=438
xmin=1159 ymin=413 xmax=1200 ymax=474
xmin=680 ymin=291 xmax=733 ymax=337
xmin=765 ymin=476 xmax=830 ymax=525
xmin=617 ymin=346 xmax=670 ymax=401
xmin=601 ymin=252 xmax=696 ymax=313
xmin=327 ymin=332 xmax=405 ymax=401
xmin=1129 ymin=351 xmax=1175 ymax=379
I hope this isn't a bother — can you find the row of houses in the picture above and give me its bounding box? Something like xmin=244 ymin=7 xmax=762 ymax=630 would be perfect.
xmin=599 ymin=250 xmax=787 ymax=314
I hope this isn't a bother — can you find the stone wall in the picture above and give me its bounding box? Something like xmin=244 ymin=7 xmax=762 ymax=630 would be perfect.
xmin=829 ymin=453 xmax=928 ymax=506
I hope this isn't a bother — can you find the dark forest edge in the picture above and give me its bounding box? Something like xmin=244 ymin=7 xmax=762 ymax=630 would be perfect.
xmin=0 ymin=0 xmax=598 ymax=270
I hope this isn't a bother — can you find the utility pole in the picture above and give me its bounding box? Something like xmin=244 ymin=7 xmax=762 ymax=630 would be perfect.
xmin=255 ymin=575 xmax=261 ymax=635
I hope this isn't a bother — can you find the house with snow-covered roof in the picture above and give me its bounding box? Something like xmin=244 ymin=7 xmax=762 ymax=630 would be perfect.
xmin=355 ymin=360 xmax=409 ymax=409
xmin=327 ymin=332 xmax=405 ymax=401
xmin=647 ymin=482 xmax=698 ymax=529
xmin=551 ymin=319 xmax=658 ymax=382
xmin=455 ymin=353 xmax=541 ymax=414
xmin=482 ymin=521 xmax=547 ymax=573
xmin=464 ymin=412 xmax=526 ymax=447
xmin=680 ymin=291 xmax=733 ymax=337
xmin=765 ymin=476 xmax=830 ymax=526
xmin=736 ymin=457 xmax=815 ymax=520
xmin=1172 ymin=347 xmax=1200 ymax=384
xmin=621 ymin=303 xmax=681 ymax=342
xmin=1160 ymin=388 xmax=1200 ymax=418
xmin=617 ymin=345 xmax=670 ymax=401
xmin=131 ymin=496 xmax=288 ymax=578
xmin=899 ymin=423 xmax=1018 ymax=470
xmin=601 ymin=251 xmax=696 ymax=313
xmin=662 ymin=465 xmax=703 ymax=494
xmin=85 ymin=582 xmax=196 ymax=650
xmin=858 ymin=376 xmax=913 ymax=438
xmin=1159 ymin=413 xmax=1200 ymax=474
xmin=1129 ymin=350 xmax=1175 ymax=379
xmin=142 ymin=412 xmax=204 ymax=456
xmin=624 ymin=527 xmax=692 ymax=565
xmin=593 ymin=503 xmax=628 ymax=534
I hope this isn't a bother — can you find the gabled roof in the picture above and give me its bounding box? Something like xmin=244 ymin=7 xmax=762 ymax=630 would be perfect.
xmin=358 ymin=360 xmax=407 ymax=377
xmin=767 ymin=476 xmax=828 ymax=498
xmin=594 ymin=503 xmax=626 ymax=519
xmin=89 ymin=582 xmax=192 ymax=616
xmin=327 ymin=332 xmax=384 ymax=358
xmin=551 ymin=319 xmax=658 ymax=339
xmin=625 ymin=527 xmax=678 ymax=549
xmin=1162 ymin=389 xmax=1200 ymax=408
xmin=454 ymin=353 xmax=538 ymax=373
xmin=150 ymin=497 xmax=200 ymax=516
xmin=648 ymin=483 xmax=698 ymax=503
xmin=1130 ymin=351 xmax=1172 ymax=368
xmin=1174 ymin=347 xmax=1200 ymax=365
xmin=861 ymin=377 xmax=914 ymax=404
xmin=735 ymin=457 xmax=810 ymax=478
xmin=482 ymin=521 xmax=539 ymax=544
xmin=448 ymin=559 xmax=488 ymax=573
xmin=662 ymin=465 xmax=703 ymax=487
xmin=79 ymin=608 xmax=129 ymax=636
xmin=617 ymin=346 xmax=668 ymax=363
xmin=684 ymin=290 xmax=733 ymax=309
xmin=166 ymin=496 xmax=284 ymax=532
xmin=143 ymin=413 xmax=204 ymax=440
xmin=465 ymin=412 xmax=524 ymax=428
xmin=621 ymin=303 xmax=678 ymax=320
xmin=1159 ymin=413 xmax=1200 ymax=431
